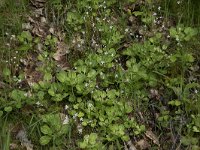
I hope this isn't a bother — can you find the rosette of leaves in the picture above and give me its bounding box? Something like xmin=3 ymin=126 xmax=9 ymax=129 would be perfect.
xmin=39 ymin=113 xmax=70 ymax=146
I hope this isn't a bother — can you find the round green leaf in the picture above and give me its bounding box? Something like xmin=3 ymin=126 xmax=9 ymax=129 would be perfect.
xmin=41 ymin=125 xmax=53 ymax=135
xmin=40 ymin=135 xmax=51 ymax=145
xmin=4 ymin=106 xmax=12 ymax=112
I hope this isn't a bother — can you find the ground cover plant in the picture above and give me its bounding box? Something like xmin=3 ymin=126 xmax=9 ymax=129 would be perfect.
xmin=0 ymin=0 xmax=200 ymax=149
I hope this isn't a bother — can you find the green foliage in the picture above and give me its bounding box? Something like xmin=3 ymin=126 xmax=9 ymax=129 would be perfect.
xmin=1 ymin=0 xmax=200 ymax=149
xmin=79 ymin=133 xmax=104 ymax=150
xmin=39 ymin=113 xmax=70 ymax=146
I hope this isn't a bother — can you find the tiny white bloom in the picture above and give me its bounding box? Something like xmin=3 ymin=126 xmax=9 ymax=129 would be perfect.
xmin=63 ymin=115 xmax=69 ymax=125
xmin=73 ymin=113 xmax=78 ymax=119
xmin=65 ymin=105 xmax=69 ymax=110
xmin=153 ymin=12 xmax=157 ymax=16
xmin=88 ymin=103 xmax=93 ymax=108
xmin=80 ymin=117 xmax=83 ymax=121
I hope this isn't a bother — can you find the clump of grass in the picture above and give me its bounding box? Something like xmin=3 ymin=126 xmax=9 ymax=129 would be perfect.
xmin=160 ymin=0 xmax=200 ymax=26
xmin=0 ymin=115 xmax=11 ymax=150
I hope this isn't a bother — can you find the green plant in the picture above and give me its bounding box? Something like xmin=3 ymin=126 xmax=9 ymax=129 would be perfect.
xmin=79 ymin=133 xmax=104 ymax=150
xmin=40 ymin=113 xmax=70 ymax=147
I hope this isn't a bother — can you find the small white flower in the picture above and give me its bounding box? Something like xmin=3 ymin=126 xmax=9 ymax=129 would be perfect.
xmin=73 ymin=113 xmax=78 ymax=119
xmin=153 ymin=12 xmax=157 ymax=16
xmin=125 ymin=28 xmax=129 ymax=32
xmin=65 ymin=105 xmax=69 ymax=110
xmin=63 ymin=115 xmax=69 ymax=125
xmin=36 ymin=101 xmax=43 ymax=106
xmin=77 ymin=124 xmax=83 ymax=134
xmin=85 ymin=83 xmax=88 ymax=87
xmin=88 ymin=103 xmax=93 ymax=108
xmin=158 ymin=6 xmax=161 ymax=11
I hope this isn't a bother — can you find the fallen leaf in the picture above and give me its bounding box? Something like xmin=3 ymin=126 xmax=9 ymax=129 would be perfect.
xmin=145 ymin=130 xmax=160 ymax=146
xmin=127 ymin=140 xmax=137 ymax=150
xmin=136 ymin=139 xmax=150 ymax=150
xmin=16 ymin=129 xmax=33 ymax=150
xmin=53 ymin=42 xmax=69 ymax=61
xmin=22 ymin=23 xmax=33 ymax=30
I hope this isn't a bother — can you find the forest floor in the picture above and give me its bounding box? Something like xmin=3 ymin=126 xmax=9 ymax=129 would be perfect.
xmin=0 ymin=0 xmax=200 ymax=149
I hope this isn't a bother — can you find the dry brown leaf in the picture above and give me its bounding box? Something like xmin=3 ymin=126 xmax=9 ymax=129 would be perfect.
xmin=16 ymin=129 xmax=33 ymax=150
xmin=136 ymin=139 xmax=150 ymax=150
xmin=127 ymin=140 xmax=137 ymax=150
xmin=145 ymin=130 xmax=160 ymax=146
xmin=30 ymin=0 xmax=45 ymax=8
xmin=22 ymin=23 xmax=33 ymax=30
xmin=34 ymin=8 xmax=44 ymax=17
xmin=10 ymin=143 xmax=19 ymax=150
xmin=53 ymin=42 xmax=69 ymax=61
xmin=32 ymin=26 xmax=46 ymax=37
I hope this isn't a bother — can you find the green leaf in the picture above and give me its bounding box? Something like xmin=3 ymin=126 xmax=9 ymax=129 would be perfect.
xmin=89 ymin=133 xmax=98 ymax=144
xmin=78 ymin=112 xmax=84 ymax=118
xmin=44 ymin=72 xmax=52 ymax=81
xmin=125 ymin=105 xmax=133 ymax=113
xmin=0 ymin=111 xmax=3 ymax=117
xmin=169 ymin=27 xmax=177 ymax=37
xmin=40 ymin=135 xmax=51 ymax=145
xmin=48 ymin=88 xmax=55 ymax=96
xmin=18 ymin=44 xmax=32 ymax=51
xmin=184 ymin=53 xmax=194 ymax=62
xmin=132 ymin=11 xmax=143 ymax=16
xmin=56 ymin=71 xmax=68 ymax=83
xmin=87 ymin=69 xmax=97 ymax=78
xmin=79 ymin=142 xmax=87 ymax=148
xmin=3 ymin=68 xmax=11 ymax=76
xmin=174 ymin=100 xmax=181 ymax=106
xmin=41 ymin=125 xmax=53 ymax=135
xmin=21 ymin=31 xmax=32 ymax=41
xmin=4 ymin=106 xmax=12 ymax=112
